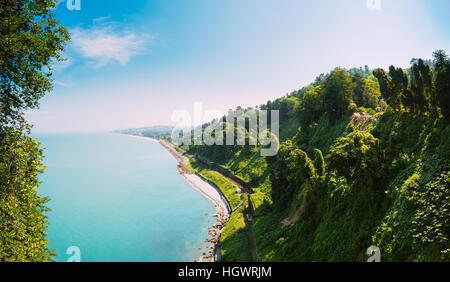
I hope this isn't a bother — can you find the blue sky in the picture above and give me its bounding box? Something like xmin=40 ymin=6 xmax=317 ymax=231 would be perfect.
xmin=28 ymin=0 xmax=450 ymax=133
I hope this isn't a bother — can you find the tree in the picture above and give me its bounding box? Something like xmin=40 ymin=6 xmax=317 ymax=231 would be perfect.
xmin=328 ymin=131 xmax=383 ymax=188
xmin=0 ymin=129 xmax=54 ymax=261
xmin=389 ymin=66 xmax=408 ymax=111
xmin=278 ymin=97 xmax=300 ymax=120
xmin=315 ymin=73 xmax=325 ymax=83
xmin=433 ymin=50 xmax=448 ymax=68
xmin=433 ymin=50 xmax=450 ymax=120
xmin=352 ymin=73 xmax=365 ymax=107
xmin=287 ymin=148 xmax=315 ymax=185
xmin=0 ymin=0 xmax=69 ymax=131
xmin=373 ymin=69 xmax=393 ymax=109
xmin=410 ymin=59 xmax=432 ymax=113
xmin=0 ymin=0 xmax=69 ymax=262
xmin=269 ymin=141 xmax=315 ymax=209
xmin=323 ymin=68 xmax=354 ymax=121
xmin=374 ymin=67 xmax=407 ymax=111
xmin=361 ymin=79 xmax=381 ymax=110
xmin=313 ymin=148 xmax=325 ymax=176
xmin=269 ymin=141 xmax=295 ymax=209
xmin=374 ymin=51 xmax=450 ymax=116
xmin=299 ymin=86 xmax=324 ymax=125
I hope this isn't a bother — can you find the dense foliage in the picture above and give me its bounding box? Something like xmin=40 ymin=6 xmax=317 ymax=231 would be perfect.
xmin=373 ymin=51 xmax=450 ymax=118
xmin=0 ymin=129 xmax=53 ymax=261
xmin=187 ymin=51 xmax=450 ymax=262
xmin=0 ymin=0 xmax=69 ymax=261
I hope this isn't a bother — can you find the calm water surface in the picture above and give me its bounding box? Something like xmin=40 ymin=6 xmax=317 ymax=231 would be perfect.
xmin=38 ymin=133 xmax=216 ymax=262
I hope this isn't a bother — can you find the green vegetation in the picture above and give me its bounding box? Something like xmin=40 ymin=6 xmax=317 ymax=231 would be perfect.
xmin=1 ymin=0 xmax=448 ymax=263
xmin=186 ymin=51 xmax=450 ymax=262
xmin=184 ymin=156 xmax=253 ymax=261
xmin=0 ymin=130 xmax=54 ymax=261
xmin=196 ymin=166 xmax=241 ymax=209
xmin=373 ymin=51 xmax=450 ymax=117
xmin=0 ymin=0 xmax=69 ymax=261
xmin=220 ymin=212 xmax=252 ymax=262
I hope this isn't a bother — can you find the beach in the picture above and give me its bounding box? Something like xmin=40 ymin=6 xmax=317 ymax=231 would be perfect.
xmin=130 ymin=135 xmax=230 ymax=262
xmin=129 ymin=135 xmax=159 ymax=143
xmin=40 ymin=133 xmax=218 ymax=262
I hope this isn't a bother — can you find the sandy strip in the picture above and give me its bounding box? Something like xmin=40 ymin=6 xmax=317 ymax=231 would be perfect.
xmin=129 ymin=135 xmax=159 ymax=142
xmin=157 ymin=139 xmax=230 ymax=218
xmin=127 ymin=134 xmax=230 ymax=261
xmin=183 ymin=174 xmax=229 ymax=217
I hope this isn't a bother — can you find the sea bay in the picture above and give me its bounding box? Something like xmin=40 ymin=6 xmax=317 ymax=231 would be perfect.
xmin=37 ymin=133 xmax=216 ymax=262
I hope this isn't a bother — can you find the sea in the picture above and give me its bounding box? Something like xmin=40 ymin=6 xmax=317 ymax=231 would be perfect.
xmin=36 ymin=133 xmax=216 ymax=262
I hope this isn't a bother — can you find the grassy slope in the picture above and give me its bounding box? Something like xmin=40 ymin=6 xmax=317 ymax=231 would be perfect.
xmin=185 ymin=156 xmax=254 ymax=261
xmin=193 ymin=112 xmax=450 ymax=262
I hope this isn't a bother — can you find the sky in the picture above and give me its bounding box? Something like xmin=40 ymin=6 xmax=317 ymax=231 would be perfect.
xmin=27 ymin=0 xmax=450 ymax=133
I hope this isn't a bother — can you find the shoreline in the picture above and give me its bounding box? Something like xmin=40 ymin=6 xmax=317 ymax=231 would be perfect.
xmin=129 ymin=135 xmax=159 ymax=142
xmin=128 ymin=135 xmax=230 ymax=262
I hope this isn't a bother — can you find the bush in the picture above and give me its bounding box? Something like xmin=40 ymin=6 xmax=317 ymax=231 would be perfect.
xmin=0 ymin=129 xmax=53 ymax=262
xmin=328 ymin=131 xmax=383 ymax=188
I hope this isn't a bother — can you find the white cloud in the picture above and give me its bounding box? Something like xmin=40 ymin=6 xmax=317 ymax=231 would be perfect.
xmin=54 ymin=80 xmax=73 ymax=88
xmin=71 ymin=27 xmax=149 ymax=69
xmin=93 ymin=16 xmax=111 ymax=23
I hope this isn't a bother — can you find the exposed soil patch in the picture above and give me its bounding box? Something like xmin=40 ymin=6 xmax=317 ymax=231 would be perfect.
xmin=348 ymin=112 xmax=375 ymax=130
xmin=282 ymin=187 xmax=308 ymax=227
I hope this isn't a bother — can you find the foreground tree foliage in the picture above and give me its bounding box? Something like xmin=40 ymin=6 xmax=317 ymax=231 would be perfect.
xmin=0 ymin=130 xmax=53 ymax=261
xmin=0 ymin=0 xmax=69 ymax=131
xmin=0 ymin=0 xmax=69 ymax=261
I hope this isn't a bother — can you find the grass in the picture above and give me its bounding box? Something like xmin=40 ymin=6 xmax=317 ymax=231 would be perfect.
xmin=220 ymin=208 xmax=253 ymax=262
xmin=199 ymin=169 xmax=243 ymax=208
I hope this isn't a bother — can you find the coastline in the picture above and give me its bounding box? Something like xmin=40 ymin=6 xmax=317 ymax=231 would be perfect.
xmin=129 ymin=135 xmax=159 ymax=143
xmin=129 ymin=135 xmax=230 ymax=262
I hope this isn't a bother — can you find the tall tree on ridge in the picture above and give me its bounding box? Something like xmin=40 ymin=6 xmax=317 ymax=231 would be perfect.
xmin=433 ymin=50 xmax=450 ymax=120
xmin=323 ymin=68 xmax=354 ymax=121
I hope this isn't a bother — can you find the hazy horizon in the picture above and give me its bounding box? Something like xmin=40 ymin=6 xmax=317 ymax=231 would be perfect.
xmin=27 ymin=0 xmax=450 ymax=133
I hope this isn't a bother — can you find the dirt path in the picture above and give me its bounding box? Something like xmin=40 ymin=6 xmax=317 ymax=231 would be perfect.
xmin=282 ymin=188 xmax=307 ymax=227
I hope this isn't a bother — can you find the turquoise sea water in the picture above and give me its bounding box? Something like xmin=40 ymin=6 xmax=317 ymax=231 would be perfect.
xmin=37 ymin=133 xmax=216 ymax=262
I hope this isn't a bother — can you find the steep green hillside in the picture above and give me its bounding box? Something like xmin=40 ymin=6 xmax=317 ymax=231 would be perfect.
xmin=186 ymin=51 xmax=450 ymax=262
xmin=255 ymin=113 xmax=449 ymax=262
